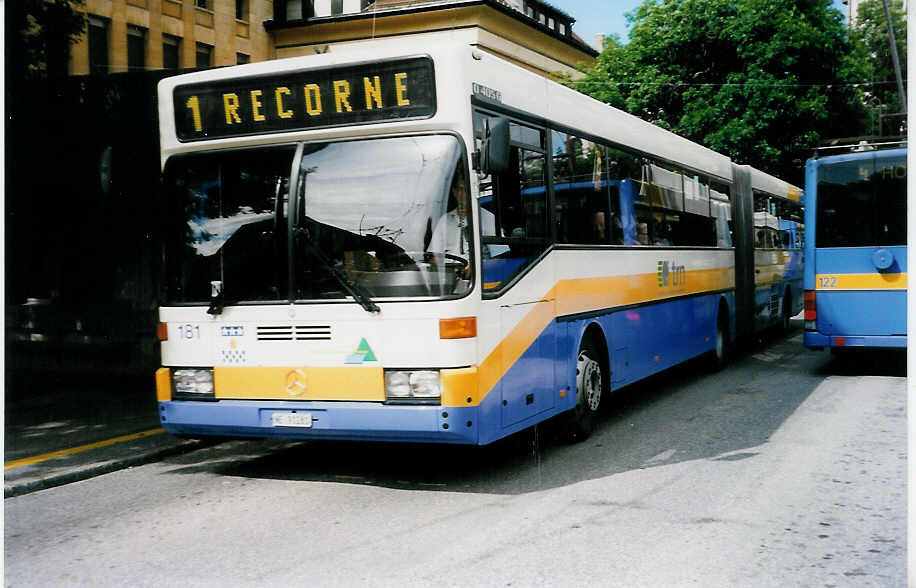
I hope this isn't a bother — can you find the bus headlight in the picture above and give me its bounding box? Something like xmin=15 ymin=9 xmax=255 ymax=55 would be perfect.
xmin=385 ymin=370 xmax=441 ymax=402
xmin=172 ymin=368 xmax=215 ymax=400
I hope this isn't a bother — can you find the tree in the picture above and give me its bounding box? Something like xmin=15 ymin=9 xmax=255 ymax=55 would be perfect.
xmin=848 ymin=0 xmax=907 ymax=135
xmin=568 ymin=0 xmax=869 ymax=183
xmin=6 ymin=0 xmax=87 ymax=81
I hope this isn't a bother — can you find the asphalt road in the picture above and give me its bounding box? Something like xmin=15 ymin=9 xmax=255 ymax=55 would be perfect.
xmin=5 ymin=328 xmax=907 ymax=587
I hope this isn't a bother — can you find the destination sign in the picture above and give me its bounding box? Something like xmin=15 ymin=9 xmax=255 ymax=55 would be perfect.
xmin=173 ymin=57 xmax=436 ymax=141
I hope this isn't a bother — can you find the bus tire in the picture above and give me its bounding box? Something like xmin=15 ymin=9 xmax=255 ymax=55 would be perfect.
xmin=561 ymin=335 xmax=607 ymax=442
xmin=710 ymin=306 xmax=730 ymax=371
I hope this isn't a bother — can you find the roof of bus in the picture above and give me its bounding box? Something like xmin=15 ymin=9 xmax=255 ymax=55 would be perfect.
xmin=807 ymin=146 xmax=907 ymax=167
xmin=157 ymin=37 xmax=789 ymax=186
xmin=749 ymin=166 xmax=803 ymax=203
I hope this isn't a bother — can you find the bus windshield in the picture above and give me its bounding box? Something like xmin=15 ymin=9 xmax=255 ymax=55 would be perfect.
xmin=815 ymin=155 xmax=906 ymax=247
xmin=162 ymin=135 xmax=472 ymax=304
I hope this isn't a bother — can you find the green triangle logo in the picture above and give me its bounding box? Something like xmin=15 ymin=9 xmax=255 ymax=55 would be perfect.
xmin=356 ymin=338 xmax=377 ymax=362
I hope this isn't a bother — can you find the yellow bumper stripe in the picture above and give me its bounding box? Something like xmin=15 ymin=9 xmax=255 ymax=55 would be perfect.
xmin=214 ymin=366 xmax=385 ymax=401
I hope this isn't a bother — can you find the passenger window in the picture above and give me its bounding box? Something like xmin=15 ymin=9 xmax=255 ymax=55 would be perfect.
xmin=710 ymin=180 xmax=733 ymax=248
xmin=778 ymin=231 xmax=790 ymax=249
xmin=552 ymin=132 xmax=621 ymax=245
xmin=633 ymin=160 xmax=716 ymax=247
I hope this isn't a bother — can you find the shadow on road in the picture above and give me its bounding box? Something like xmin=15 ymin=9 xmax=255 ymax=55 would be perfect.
xmin=160 ymin=325 xmax=863 ymax=494
xmin=812 ymin=347 xmax=906 ymax=378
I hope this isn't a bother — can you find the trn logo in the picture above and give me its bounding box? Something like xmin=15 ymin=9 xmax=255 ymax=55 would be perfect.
xmin=657 ymin=260 xmax=686 ymax=288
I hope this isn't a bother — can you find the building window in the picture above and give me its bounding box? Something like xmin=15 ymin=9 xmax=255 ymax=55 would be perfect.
xmin=235 ymin=0 xmax=247 ymax=20
xmin=331 ymin=0 xmax=343 ymax=15
xmin=88 ymin=16 xmax=109 ymax=75
xmin=286 ymin=0 xmax=301 ymax=20
xmin=127 ymin=25 xmax=146 ymax=71
xmin=195 ymin=0 xmax=209 ymax=8
xmin=526 ymin=6 xmax=534 ymax=18
xmin=196 ymin=42 xmax=212 ymax=67
xmin=538 ymin=13 xmax=545 ymax=24
xmin=559 ymin=23 xmax=566 ymax=35
xmin=163 ymin=34 xmax=181 ymax=70
xmin=548 ymin=17 xmax=554 ymax=29
xmin=237 ymin=52 xmax=250 ymax=64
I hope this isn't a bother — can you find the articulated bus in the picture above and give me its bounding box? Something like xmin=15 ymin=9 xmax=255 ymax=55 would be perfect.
xmin=154 ymin=39 xmax=802 ymax=445
xmin=803 ymin=144 xmax=906 ymax=350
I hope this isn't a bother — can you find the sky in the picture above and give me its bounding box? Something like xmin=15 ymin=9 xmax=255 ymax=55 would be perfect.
xmin=546 ymin=0 xmax=851 ymax=49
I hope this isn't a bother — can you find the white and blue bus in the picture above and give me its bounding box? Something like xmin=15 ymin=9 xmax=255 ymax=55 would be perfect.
xmin=155 ymin=39 xmax=802 ymax=444
xmin=803 ymin=143 xmax=906 ymax=350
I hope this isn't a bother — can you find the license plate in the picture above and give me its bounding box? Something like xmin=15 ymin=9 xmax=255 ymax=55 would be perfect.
xmin=271 ymin=412 xmax=313 ymax=428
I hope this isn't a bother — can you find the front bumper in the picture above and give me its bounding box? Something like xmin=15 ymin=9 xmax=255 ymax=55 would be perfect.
xmin=159 ymin=399 xmax=480 ymax=444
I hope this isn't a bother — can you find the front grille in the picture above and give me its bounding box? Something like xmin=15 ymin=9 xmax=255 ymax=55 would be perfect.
xmin=256 ymin=325 xmax=332 ymax=341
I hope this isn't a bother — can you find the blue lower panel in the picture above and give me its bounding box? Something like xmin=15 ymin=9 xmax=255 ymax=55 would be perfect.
xmin=805 ymin=331 xmax=907 ymax=349
xmin=160 ymin=400 xmax=479 ymax=444
xmin=815 ymin=291 xmax=906 ymax=337
xmin=606 ymin=294 xmax=720 ymax=388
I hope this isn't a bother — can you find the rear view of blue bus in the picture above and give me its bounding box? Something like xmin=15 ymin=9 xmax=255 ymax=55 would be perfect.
xmin=803 ymin=147 xmax=907 ymax=349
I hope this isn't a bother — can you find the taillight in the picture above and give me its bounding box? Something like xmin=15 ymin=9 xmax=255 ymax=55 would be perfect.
xmin=157 ymin=322 xmax=169 ymax=341
xmin=804 ymin=291 xmax=816 ymax=331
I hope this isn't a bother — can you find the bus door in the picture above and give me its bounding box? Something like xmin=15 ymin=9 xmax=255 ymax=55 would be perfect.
xmin=476 ymin=114 xmax=557 ymax=428
xmin=753 ymin=210 xmax=781 ymax=328
xmin=812 ymin=151 xmax=907 ymax=338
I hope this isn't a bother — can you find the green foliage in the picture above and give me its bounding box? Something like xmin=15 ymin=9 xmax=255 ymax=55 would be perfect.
xmin=848 ymin=0 xmax=907 ymax=133
xmin=568 ymin=0 xmax=869 ymax=184
xmin=7 ymin=0 xmax=87 ymax=80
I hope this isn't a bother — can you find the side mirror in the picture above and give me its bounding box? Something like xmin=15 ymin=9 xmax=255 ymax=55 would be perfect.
xmin=479 ymin=117 xmax=510 ymax=176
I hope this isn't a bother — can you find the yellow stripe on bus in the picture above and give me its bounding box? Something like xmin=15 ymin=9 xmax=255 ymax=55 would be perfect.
xmin=470 ymin=267 xmax=735 ymax=406
xmin=815 ymin=272 xmax=907 ymax=291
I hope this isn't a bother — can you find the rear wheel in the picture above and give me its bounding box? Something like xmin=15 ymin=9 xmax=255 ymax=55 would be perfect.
xmin=710 ymin=309 xmax=730 ymax=371
xmin=562 ymin=336 xmax=606 ymax=442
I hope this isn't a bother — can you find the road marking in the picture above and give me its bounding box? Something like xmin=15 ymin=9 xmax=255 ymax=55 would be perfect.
xmin=4 ymin=428 xmax=165 ymax=470
xmin=645 ymin=448 xmax=677 ymax=465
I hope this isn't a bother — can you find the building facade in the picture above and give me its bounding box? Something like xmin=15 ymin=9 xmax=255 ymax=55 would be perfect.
xmin=66 ymin=0 xmax=596 ymax=78
xmin=69 ymin=0 xmax=275 ymax=74
xmin=268 ymin=0 xmax=597 ymax=79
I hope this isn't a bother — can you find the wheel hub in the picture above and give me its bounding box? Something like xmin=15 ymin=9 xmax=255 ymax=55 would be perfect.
xmin=577 ymin=351 xmax=602 ymax=412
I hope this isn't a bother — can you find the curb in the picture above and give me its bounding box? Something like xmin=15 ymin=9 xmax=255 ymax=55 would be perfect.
xmin=4 ymin=439 xmax=206 ymax=499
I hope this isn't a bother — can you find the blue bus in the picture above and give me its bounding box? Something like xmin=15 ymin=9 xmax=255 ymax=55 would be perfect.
xmin=803 ymin=145 xmax=907 ymax=350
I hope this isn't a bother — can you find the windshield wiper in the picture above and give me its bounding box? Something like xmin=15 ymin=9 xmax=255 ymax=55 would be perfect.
xmin=296 ymin=226 xmax=380 ymax=314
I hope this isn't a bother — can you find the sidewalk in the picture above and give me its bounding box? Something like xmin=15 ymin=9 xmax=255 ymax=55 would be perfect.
xmin=4 ymin=372 xmax=204 ymax=498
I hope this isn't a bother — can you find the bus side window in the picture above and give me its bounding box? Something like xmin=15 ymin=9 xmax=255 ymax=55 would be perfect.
xmin=779 ymin=231 xmax=790 ymax=249
xmin=552 ymin=133 xmax=618 ymax=245
xmin=710 ymin=180 xmax=733 ymax=248
xmin=506 ymin=147 xmax=547 ymax=238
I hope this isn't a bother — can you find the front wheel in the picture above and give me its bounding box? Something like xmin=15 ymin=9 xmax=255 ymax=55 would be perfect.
xmin=561 ymin=337 xmax=606 ymax=442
